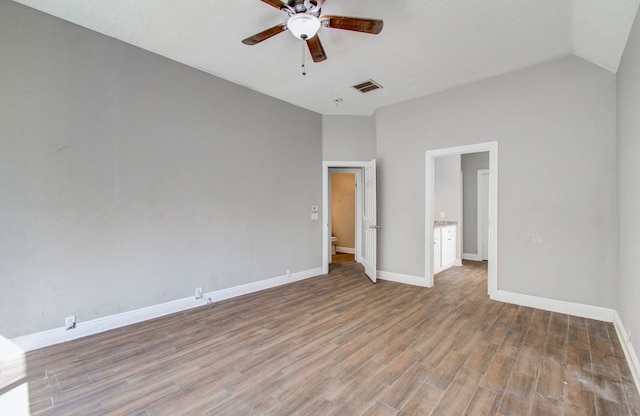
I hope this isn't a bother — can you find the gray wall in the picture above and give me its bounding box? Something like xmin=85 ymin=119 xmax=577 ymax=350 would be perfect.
xmin=617 ymin=8 xmax=640 ymax=369
xmin=462 ymin=152 xmax=490 ymax=255
xmin=322 ymin=115 xmax=375 ymax=161
xmin=0 ymin=1 xmax=322 ymax=338
xmin=0 ymin=0 xmax=628 ymax=341
xmin=376 ymin=55 xmax=617 ymax=307
xmin=434 ymin=155 xmax=461 ymax=223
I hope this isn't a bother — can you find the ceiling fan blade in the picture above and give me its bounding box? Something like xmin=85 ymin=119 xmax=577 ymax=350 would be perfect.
xmin=321 ymin=15 xmax=383 ymax=34
xmin=306 ymin=35 xmax=327 ymax=62
xmin=242 ymin=24 xmax=287 ymax=45
xmin=260 ymin=0 xmax=288 ymax=11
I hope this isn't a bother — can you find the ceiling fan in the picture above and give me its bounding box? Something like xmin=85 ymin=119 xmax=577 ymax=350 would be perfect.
xmin=242 ymin=0 xmax=383 ymax=63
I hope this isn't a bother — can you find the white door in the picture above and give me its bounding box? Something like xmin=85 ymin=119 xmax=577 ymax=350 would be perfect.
xmin=478 ymin=170 xmax=490 ymax=261
xmin=363 ymin=159 xmax=378 ymax=283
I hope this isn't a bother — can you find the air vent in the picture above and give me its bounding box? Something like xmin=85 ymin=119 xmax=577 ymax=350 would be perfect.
xmin=351 ymin=79 xmax=383 ymax=93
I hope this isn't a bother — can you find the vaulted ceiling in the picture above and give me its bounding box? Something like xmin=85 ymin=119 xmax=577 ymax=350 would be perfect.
xmin=12 ymin=0 xmax=640 ymax=115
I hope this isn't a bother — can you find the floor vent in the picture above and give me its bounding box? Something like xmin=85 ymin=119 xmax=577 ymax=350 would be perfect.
xmin=351 ymin=79 xmax=383 ymax=93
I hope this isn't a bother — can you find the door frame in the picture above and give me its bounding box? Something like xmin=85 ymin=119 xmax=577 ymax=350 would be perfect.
xmin=477 ymin=169 xmax=490 ymax=261
xmin=322 ymin=161 xmax=367 ymax=274
xmin=425 ymin=142 xmax=498 ymax=296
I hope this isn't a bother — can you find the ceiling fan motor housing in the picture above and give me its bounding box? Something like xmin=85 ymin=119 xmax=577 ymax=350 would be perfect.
xmin=287 ymin=13 xmax=321 ymax=40
xmin=289 ymin=0 xmax=322 ymax=15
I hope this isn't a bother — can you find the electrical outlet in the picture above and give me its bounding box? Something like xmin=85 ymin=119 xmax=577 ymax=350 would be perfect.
xmin=286 ymin=269 xmax=292 ymax=278
xmin=65 ymin=315 xmax=76 ymax=331
xmin=440 ymin=211 xmax=445 ymax=218
xmin=627 ymin=329 xmax=632 ymax=343
xmin=195 ymin=287 xmax=203 ymax=299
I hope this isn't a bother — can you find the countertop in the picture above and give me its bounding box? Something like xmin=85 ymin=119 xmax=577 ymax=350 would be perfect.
xmin=434 ymin=221 xmax=458 ymax=227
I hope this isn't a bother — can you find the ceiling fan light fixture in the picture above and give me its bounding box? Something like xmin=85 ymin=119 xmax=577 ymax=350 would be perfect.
xmin=287 ymin=13 xmax=321 ymax=40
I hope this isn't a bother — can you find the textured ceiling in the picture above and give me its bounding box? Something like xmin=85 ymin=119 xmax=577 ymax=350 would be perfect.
xmin=11 ymin=0 xmax=640 ymax=115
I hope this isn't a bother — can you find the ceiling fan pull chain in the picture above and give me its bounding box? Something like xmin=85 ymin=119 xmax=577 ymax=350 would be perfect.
xmin=301 ymin=39 xmax=307 ymax=76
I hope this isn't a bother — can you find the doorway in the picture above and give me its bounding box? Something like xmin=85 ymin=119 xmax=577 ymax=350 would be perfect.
xmin=330 ymin=170 xmax=358 ymax=264
xmin=459 ymin=154 xmax=490 ymax=263
xmin=322 ymin=160 xmax=377 ymax=282
xmin=425 ymin=142 xmax=498 ymax=296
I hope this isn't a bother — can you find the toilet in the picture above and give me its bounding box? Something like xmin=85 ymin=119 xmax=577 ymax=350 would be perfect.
xmin=331 ymin=236 xmax=338 ymax=255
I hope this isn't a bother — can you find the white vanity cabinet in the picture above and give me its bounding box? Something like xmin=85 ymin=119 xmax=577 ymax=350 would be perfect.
xmin=441 ymin=225 xmax=457 ymax=269
xmin=433 ymin=228 xmax=442 ymax=273
xmin=433 ymin=224 xmax=457 ymax=273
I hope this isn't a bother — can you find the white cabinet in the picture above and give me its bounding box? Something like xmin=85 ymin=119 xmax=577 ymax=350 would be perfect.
xmin=441 ymin=225 xmax=456 ymax=269
xmin=433 ymin=228 xmax=442 ymax=273
xmin=433 ymin=225 xmax=457 ymax=273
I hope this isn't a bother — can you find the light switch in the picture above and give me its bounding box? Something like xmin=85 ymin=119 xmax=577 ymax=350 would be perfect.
xmin=311 ymin=212 xmax=319 ymax=220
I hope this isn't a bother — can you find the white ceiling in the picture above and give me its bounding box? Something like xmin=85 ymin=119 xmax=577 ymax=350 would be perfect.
xmin=12 ymin=0 xmax=640 ymax=115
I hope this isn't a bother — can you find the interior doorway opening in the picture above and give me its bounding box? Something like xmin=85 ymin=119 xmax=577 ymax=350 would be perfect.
xmin=322 ymin=160 xmax=377 ymax=282
xmin=329 ymin=170 xmax=359 ymax=265
xmin=426 ymin=142 xmax=498 ymax=296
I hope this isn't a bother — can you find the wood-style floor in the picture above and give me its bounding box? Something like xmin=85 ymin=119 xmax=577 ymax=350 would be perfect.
xmin=331 ymin=252 xmax=355 ymax=264
xmin=3 ymin=261 xmax=640 ymax=415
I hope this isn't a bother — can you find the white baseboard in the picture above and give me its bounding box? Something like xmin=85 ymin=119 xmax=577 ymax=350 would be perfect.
xmin=336 ymin=246 xmax=355 ymax=254
xmin=11 ymin=267 xmax=639 ymax=398
xmin=491 ymin=290 xmax=616 ymax=322
xmin=491 ymin=289 xmax=640 ymax=393
xmin=11 ymin=267 xmax=323 ymax=352
xmin=463 ymin=253 xmax=482 ymax=261
xmin=207 ymin=268 xmax=322 ymax=304
xmin=377 ymin=270 xmax=427 ymax=287
xmin=613 ymin=311 xmax=640 ymax=396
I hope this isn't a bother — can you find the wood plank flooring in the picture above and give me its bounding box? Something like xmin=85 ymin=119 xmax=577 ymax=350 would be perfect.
xmin=2 ymin=261 xmax=640 ymax=415
xmin=331 ymin=252 xmax=355 ymax=264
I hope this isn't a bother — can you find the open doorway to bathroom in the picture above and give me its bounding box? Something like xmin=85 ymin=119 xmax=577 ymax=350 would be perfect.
xmin=426 ymin=141 xmax=498 ymax=296
xmin=331 ymin=172 xmax=357 ymax=265
xmin=431 ymin=152 xmax=490 ymax=290
xmin=322 ymin=160 xmax=375 ymax=279
xmin=328 ymin=168 xmax=363 ymax=268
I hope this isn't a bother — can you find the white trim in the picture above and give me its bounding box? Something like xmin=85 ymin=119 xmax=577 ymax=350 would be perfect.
xmin=493 ymin=290 xmax=640 ymax=394
xmin=491 ymin=290 xmax=616 ymax=322
xmin=336 ymin=246 xmax=355 ymax=254
xmin=613 ymin=312 xmax=640 ymax=396
xmin=463 ymin=253 xmax=482 ymax=261
xmin=477 ymin=169 xmax=490 ymax=261
xmin=377 ymin=271 xmax=427 ymax=287
xmin=210 ymin=268 xmax=322 ymax=303
xmin=458 ymin=169 xmax=464 ymax=270
xmin=11 ymin=267 xmax=323 ymax=352
xmin=425 ymin=141 xmax=498 ymax=294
